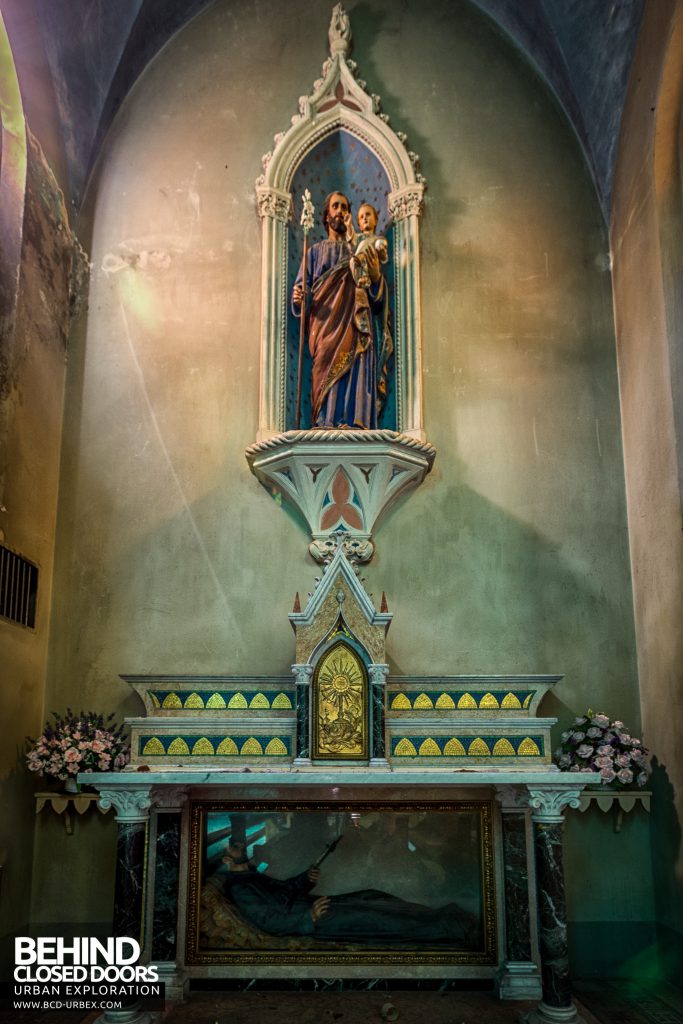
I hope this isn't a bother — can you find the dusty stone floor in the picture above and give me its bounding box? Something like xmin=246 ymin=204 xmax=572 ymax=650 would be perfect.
xmin=157 ymin=989 xmax=546 ymax=1024
xmin=148 ymin=982 xmax=683 ymax=1024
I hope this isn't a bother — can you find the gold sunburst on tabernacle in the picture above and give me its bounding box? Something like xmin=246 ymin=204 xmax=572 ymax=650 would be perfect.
xmin=314 ymin=642 xmax=367 ymax=759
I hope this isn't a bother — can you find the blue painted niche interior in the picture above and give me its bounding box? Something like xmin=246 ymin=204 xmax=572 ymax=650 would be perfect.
xmin=287 ymin=129 xmax=397 ymax=431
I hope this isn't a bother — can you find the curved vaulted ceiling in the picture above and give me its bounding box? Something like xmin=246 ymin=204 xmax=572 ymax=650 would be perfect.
xmin=1 ymin=0 xmax=644 ymax=220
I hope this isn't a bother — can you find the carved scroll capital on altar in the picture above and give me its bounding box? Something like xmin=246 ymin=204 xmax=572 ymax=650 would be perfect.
xmin=494 ymin=784 xmax=528 ymax=811
xmin=525 ymin=784 xmax=586 ymax=823
xmin=151 ymin=785 xmax=189 ymax=810
xmin=292 ymin=663 xmax=314 ymax=686
xmin=97 ymin=787 xmax=153 ymax=823
xmin=368 ymin=663 xmax=389 ymax=687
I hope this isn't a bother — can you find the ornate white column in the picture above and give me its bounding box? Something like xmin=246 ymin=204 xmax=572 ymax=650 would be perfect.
xmin=388 ymin=183 xmax=425 ymax=440
xmin=95 ymin=787 xmax=153 ymax=1024
xmin=521 ymin=785 xmax=587 ymax=1024
xmin=291 ymin=663 xmax=314 ymax=765
xmin=255 ymin=186 xmax=291 ymax=439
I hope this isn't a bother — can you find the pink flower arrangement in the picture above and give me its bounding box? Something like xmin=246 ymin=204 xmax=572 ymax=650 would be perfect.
xmin=553 ymin=709 xmax=649 ymax=788
xmin=26 ymin=710 xmax=129 ymax=782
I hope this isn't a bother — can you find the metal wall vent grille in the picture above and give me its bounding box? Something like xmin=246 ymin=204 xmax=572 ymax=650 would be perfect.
xmin=0 ymin=544 xmax=38 ymax=629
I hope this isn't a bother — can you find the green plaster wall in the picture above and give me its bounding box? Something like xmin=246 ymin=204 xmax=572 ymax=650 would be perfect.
xmin=565 ymin=808 xmax=656 ymax=977
xmin=38 ymin=0 xmax=646 ymax=956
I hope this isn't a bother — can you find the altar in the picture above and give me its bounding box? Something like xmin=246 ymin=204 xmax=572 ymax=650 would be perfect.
xmin=85 ymin=535 xmax=597 ymax=1024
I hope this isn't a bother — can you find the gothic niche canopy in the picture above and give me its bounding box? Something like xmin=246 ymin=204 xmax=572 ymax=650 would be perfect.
xmin=245 ymin=4 xmax=435 ymax=563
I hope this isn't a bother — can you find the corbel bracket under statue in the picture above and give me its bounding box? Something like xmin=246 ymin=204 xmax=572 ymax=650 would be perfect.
xmin=246 ymin=428 xmax=435 ymax=563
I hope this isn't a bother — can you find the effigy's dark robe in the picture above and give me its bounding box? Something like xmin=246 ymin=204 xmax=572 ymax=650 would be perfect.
xmin=294 ymin=240 xmax=393 ymax=429
xmin=224 ymin=870 xmax=475 ymax=946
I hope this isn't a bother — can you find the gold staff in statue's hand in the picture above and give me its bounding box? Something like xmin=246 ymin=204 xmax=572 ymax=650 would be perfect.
xmin=296 ymin=189 xmax=315 ymax=429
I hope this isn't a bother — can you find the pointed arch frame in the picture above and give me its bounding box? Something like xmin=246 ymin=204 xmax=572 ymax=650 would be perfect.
xmin=255 ymin=43 xmax=426 ymax=441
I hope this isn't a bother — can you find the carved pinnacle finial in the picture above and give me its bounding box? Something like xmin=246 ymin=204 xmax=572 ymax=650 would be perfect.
xmin=380 ymin=591 xmax=388 ymax=613
xmin=293 ymin=592 xmax=301 ymax=613
xmin=329 ymin=3 xmax=352 ymax=58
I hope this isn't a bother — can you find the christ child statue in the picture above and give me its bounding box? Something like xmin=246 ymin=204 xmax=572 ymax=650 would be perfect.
xmin=349 ymin=202 xmax=389 ymax=289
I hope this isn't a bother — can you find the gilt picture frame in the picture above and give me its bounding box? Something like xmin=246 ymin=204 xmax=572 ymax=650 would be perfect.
xmin=185 ymin=801 xmax=497 ymax=966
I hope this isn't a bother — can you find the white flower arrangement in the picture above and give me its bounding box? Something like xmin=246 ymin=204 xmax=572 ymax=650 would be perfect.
xmin=26 ymin=709 xmax=129 ymax=782
xmin=553 ymin=709 xmax=649 ymax=788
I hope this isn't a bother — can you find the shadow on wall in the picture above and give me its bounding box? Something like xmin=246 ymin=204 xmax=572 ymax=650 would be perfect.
xmin=382 ymin=472 xmax=638 ymax=715
xmin=649 ymin=758 xmax=683 ymax=982
xmin=54 ymin=454 xmax=640 ymax=727
xmin=0 ymin=756 xmax=40 ymax=976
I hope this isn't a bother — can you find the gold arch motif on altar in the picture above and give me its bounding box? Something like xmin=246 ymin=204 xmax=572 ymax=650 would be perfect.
xmin=228 ymin=693 xmax=248 ymax=709
xmin=457 ymin=693 xmax=477 ymax=709
xmin=394 ymin=738 xmax=417 ymax=757
xmin=501 ymin=692 xmax=522 ymax=709
xmin=492 ymin=738 xmax=516 ymax=756
xmin=141 ymin=737 xmax=165 ymax=756
xmin=192 ymin=737 xmax=214 ymax=755
xmin=216 ymin=737 xmax=239 ymax=756
xmin=272 ymin=692 xmax=293 ymax=709
xmin=206 ymin=693 xmax=227 ymax=708
xmin=167 ymin=737 xmax=190 ymax=756
xmin=264 ymin=738 xmax=288 ymax=756
xmin=518 ymin=737 xmax=541 ymax=756
xmin=241 ymin=737 xmax=264 ymax=755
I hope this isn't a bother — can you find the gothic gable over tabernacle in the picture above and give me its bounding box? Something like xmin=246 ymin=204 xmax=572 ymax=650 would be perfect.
xmin=289 ymin=538 xmax=391 ymax=667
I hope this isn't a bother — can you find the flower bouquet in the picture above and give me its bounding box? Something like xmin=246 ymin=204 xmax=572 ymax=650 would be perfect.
xmin=553 ymin=710 xmax=649 ymax=788
xmin=26 ymin=709 xmax=129 ymax=787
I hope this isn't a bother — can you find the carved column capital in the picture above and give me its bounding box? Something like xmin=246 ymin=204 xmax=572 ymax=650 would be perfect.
xmin=495 ymin=784 xmax=528 ymax=811
xmin=388 ymin=184 xmax=425 ymax=221
xmin=98 ymin=787 xmax=153 ymax=823
xmin=151 ymin=785 xmax=189 ymax=810
xmin=526 ymin=785 xmax=584 ymax=823
xmin=255 ymin=186 xmax=292 ymax=223
xmin=292 ymin=663 xmax=314 ymax=686
xmin=368 ymin=663 xmax=389 ymax=687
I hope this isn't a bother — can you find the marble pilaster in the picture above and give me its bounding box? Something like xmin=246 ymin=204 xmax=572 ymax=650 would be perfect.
xmin=292 ymin=663 xmax=313 ymax=764
xmin=494 ymin=785 xmax=541 ymax=1000
xmin=368 ymin=663 xmax=389 ymax=766
xmin=150 ymin=813 xmax=181 ymax=961
xmin=114 ymin=821 xmax=147 ymax=940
